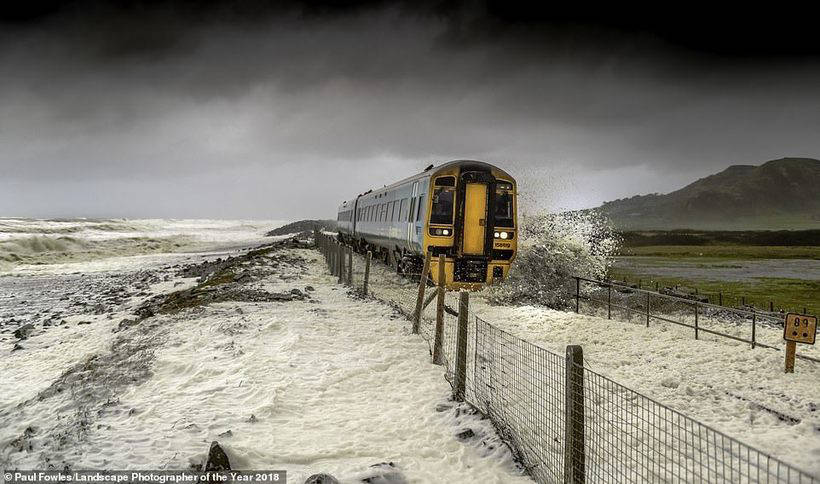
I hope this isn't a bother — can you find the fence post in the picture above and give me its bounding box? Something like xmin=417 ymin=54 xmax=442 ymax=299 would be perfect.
xmin=646 ymin=291 xmax=650 ymax=328
xmin=363 ymin=251 xmax=371 ymax=296
xmin=694 ymin=302 xmax=699 ymax=340
xmin=770 ymin=301 xmax=774 ymax=312
xmin=432 ymin=254 xmax=446 ymax=365
xmin=564 ymin=345 xmax=585 ymax=484
xmin=751 ymin=311 xmax=756 ymax=349
xmin=607 ymin=284 xmax=611 ymax=320
xmin=347 ymin=246 xmax=353 ymax=285
xmin=454 ymin=291 xmax=469 ymax=401
xmin=575 ymin=277 xmax=580 ymax=313
xmin=719 ymin=291 xmax=723 ymax=306
xmin=337 ymin=243 xmax=344 ymax=285
xmin=329 ymin=242 xmax=335 ymax=275
xmin=412 ymin=251 xmax=432 ymax=334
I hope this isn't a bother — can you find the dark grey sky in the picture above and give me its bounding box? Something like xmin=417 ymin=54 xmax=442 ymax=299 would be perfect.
xmin=2 ymin=1 xmax=819 ymax=219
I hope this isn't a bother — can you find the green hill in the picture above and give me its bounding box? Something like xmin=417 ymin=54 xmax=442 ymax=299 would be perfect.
xmin=597 ymin=157 xmax=820 ymax=230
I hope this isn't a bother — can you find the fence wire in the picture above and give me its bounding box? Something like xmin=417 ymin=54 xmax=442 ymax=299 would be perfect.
xmin=313 ymin=234 xmax=818 ymax=483
xmin=573 ymin=276 xmax=820 ymax=364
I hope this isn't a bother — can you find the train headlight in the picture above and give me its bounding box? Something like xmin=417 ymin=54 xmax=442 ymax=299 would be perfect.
xmin=494 ymin=232 xmax=500 ymax=238
xmin=500 ymin=232 xmax=509 ymax=239
xmin=442 ymin=229 xmax=449 ymax=235
xmin=435 ymin=228 xmax=443 ymax=235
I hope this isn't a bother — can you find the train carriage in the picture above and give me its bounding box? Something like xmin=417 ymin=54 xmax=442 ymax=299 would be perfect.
xmin=337 ymin=160 xmax=517 ymax=289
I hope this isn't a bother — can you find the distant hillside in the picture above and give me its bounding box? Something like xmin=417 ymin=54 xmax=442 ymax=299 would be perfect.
xmin=597 ymin=157 xmax=820 ymax=230
xmin=266 ymin=219 xmax=336 ymax=236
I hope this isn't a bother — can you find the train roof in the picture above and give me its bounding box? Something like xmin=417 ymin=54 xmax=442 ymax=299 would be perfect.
xmin=338 ymin=159 xmax=514 ymax=209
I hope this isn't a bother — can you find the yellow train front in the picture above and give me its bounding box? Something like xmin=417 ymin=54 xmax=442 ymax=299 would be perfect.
xmin=336 ymin=160 xmax=517 ymax=289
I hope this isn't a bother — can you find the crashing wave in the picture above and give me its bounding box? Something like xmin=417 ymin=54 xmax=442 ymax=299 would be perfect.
xmin=488 ymin=210 xmax=621 ymax=308
xmin=0 ymin=235 xmax=196 ymax=268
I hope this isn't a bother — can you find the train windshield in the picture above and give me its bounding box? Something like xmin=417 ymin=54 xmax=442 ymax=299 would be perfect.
xmin=431 ymin=187 xmax=455 ymax=224
xmin=494 ymin=189 xmax=514 ymax=227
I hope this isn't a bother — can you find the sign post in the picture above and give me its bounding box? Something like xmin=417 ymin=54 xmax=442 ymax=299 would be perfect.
xmin=783 ymin=313 xmax=817 ymax=373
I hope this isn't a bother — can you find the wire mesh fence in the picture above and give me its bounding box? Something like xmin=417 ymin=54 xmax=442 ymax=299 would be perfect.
xmin=313 ymin=233 xmax=818 ymax=483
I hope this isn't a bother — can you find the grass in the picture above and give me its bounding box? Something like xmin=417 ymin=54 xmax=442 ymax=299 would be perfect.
xmin=608 ymin=269 xmax=818 ymax=315
xmin=617 ymin=245 xmax=820 ymax=259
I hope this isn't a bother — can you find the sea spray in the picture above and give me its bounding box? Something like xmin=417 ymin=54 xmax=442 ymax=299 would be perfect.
xmin=488 ymin=210 xmax=620 ymax=308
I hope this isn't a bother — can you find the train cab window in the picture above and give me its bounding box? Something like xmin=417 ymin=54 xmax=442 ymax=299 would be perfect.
xmin=495 ymin=183 xmax=514 ymax=227
xmin=430 ymin=187 xmax=454 ymax=224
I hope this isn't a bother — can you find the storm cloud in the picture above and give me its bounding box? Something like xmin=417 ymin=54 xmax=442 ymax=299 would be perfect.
xmin=1 ymin=1 xmax=819 ymax=218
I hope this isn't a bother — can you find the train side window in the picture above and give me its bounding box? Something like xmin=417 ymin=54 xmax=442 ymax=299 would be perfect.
xmin=398 ymin=199 xmax=405 ymax=221
xmin=390 ymin=201 xmax=397 ymax=221
xmin=416 ymin=194 xmax=425 ymax=222
xmin=408 ymin=198 xmax=416 ymax=222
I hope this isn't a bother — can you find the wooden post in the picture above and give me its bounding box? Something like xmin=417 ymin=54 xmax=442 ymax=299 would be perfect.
xmin=742 ymin=296 xmax=746 ymax=307
xmin=564 ymin=345 xmax=585 ymax=484
xmin=329 ymin=243 xmax=335 ymax=275
xmin=363 ymin=251 xmax=371 ymax=296
xmin=607 ymin=284 xmax=611 ymax=320
xmin=751 ymin=311 xmax=756 ymax=349
xmin=575 ymin=277 xmax=580 ymax=313
xmin=337 ymin=243 xmax=344 ymax=284
xmin=655 ymin=281 xmax=659 ymax=291
xmin=433 ymin=254 xmax=446 ymax=365
xmin=694 ymin=302 xmax=699 ymax=340
xmin=785 ymin=341 xmax=796 ymax=373
xmin=454 ymin=291 xmax=469 ymax=401
xmin=645 ymin=291 xmax=650 ymax=327
xmin=347 ymin=246 xmax=353 ymax=285
xmin=719 ymin=291 xmax=723 ymax=306
xmin=770 ymin=301 xmax=774 ymax=312
xmin=412 ymin=251 xmax=431 ymax=334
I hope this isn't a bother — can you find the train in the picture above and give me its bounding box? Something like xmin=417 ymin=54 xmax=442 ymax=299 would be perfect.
xmin=336 ymin=160 xmax=517 ymax=288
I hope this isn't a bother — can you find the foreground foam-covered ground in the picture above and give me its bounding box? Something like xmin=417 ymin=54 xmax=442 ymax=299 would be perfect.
xmin=357 ymin=254 xmax=820 ymax=477
xmin=0 ymin=243 xmax=530 ymax=483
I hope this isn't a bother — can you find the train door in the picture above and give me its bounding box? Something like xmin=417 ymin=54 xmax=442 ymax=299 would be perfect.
xmin=462 ymin=182 xmax=488 ymax=255
xmin=406 ymin=181 xmax=418 ymax=250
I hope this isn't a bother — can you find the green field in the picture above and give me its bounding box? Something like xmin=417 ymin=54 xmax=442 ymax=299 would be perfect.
xmin=618 ymin=245 xmax=820 ymax=259
xmin=611 ymin=242 xmax=819 ymax=315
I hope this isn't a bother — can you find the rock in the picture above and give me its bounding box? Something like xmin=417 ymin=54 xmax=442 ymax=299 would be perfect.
xmin=660 ymin=377 xmax=679 ymax=389
xmin=117 ymin=319 xmax=138 ymax=331
xmin=304 ymin=286 xmax=315 ymax=292
xmin=246 ymin=414 xmax=258 ymax=423
xmin=435 ymin=403 xmax=452 ymax=413
xmin=304 ymin=474 xmax=339 ymax=484
xmin=218 ymin=430 xmax=233 ymax=438
xmin=9 ymin=426 xmax=37 ymax=452
xmin=361 ymin=462 xmax=406 ymax=484
xmin=12 ymin=343 xmax=24 ymax=352
xmin=204 ymin=441 xmax=231 ymax=471
xmin=290 ymin=288 xmax=303 ymax=296
xmin=13 ymin=323 xmax=34 ymax=340
xmin=77 ymin=321 xmax=92 ymax=325
xmin=455 ymin=429 xmax=475 ymax=441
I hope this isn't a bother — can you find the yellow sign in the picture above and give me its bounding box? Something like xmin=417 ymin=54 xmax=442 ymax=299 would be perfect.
xmin=784 ymin=313 xmax=817 ymax=345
